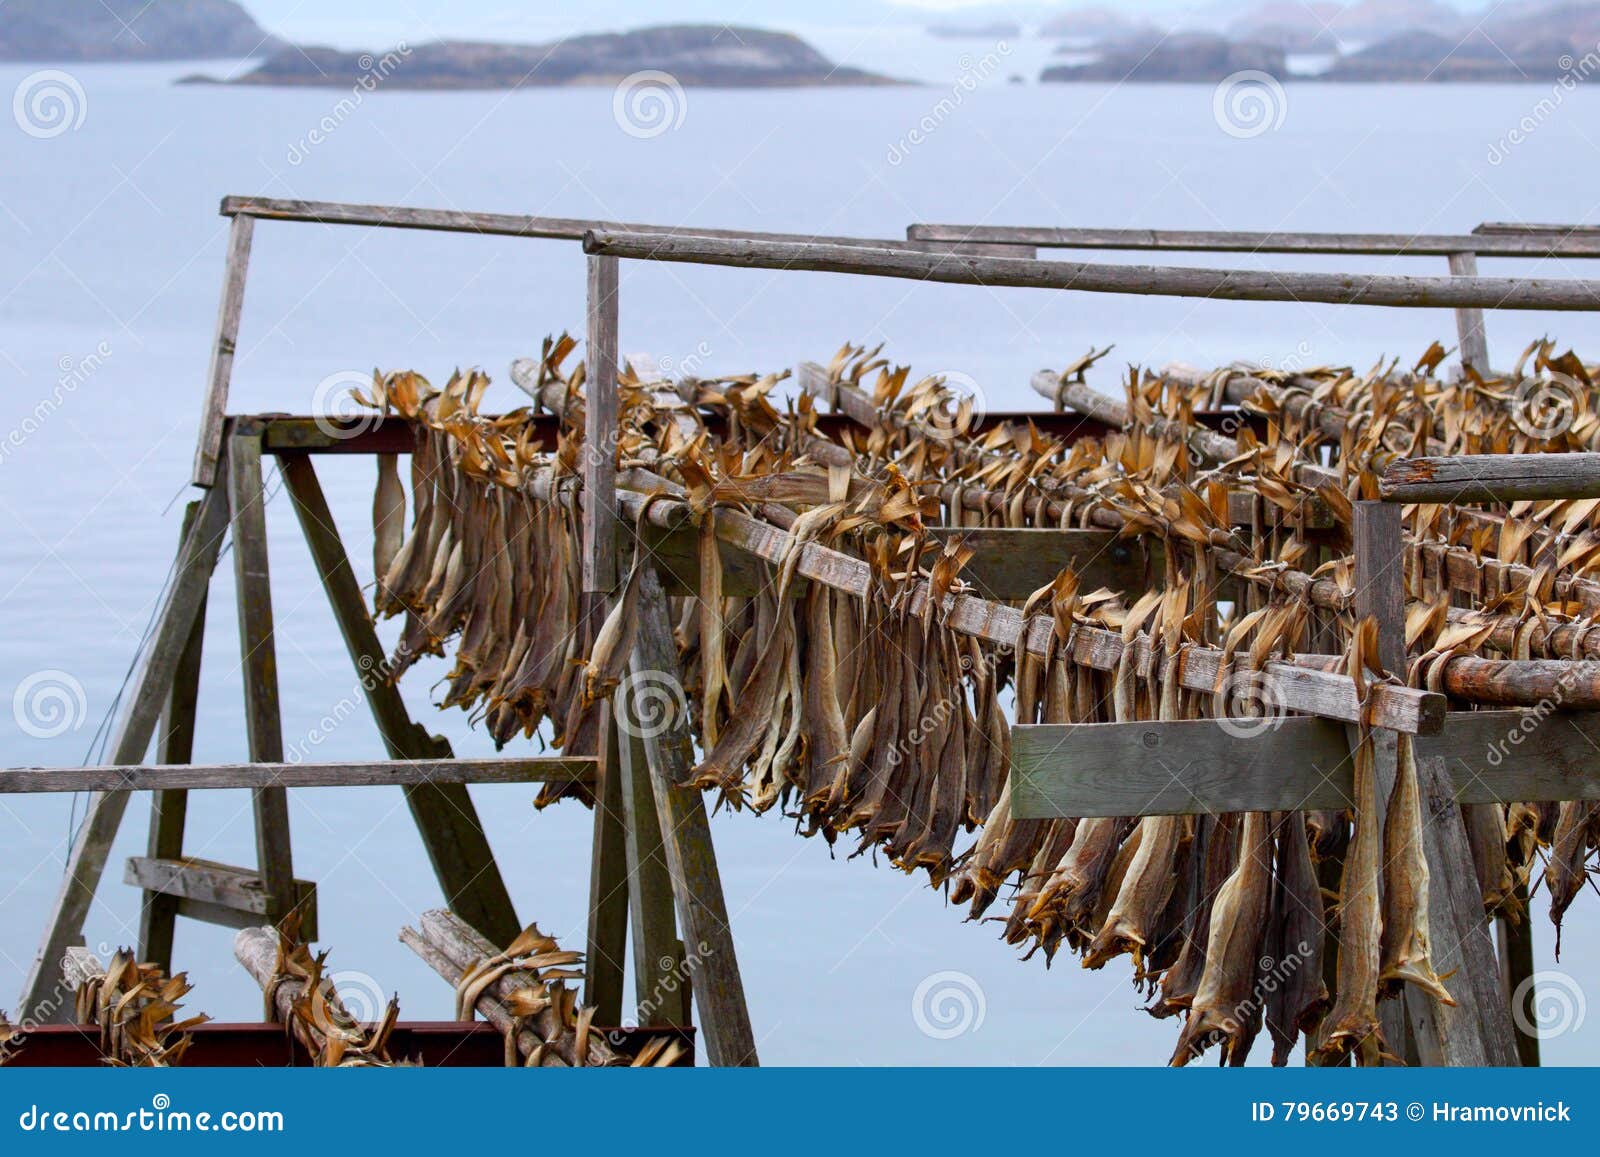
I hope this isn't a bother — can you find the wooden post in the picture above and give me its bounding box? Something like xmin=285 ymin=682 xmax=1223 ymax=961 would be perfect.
xmin=615 ymin=694 xmax=691 ymax=1028
xmin=191 ymin=213 xmax=255 ymax=488
xmin=277 ymin=452 xmax=520 ymax=947
xmin=1354 ymin=501 xmax=1519 ymax=1065
xmin=1500 ymin=879 xmax=1540 ymax=1067
xmin=628 ymin=562 xmax=758 ymax=1065
xmin=581 ymin=252 xmax=629 ymax=1023
xmin=225 ymin=422 xmax=297 ymax=925
xmin=137 ymin=502 xmax=209 ymax=973
xmin=19 ymin=468 xmax=231 ymax=1021
xmin=1448 ymin=251 xmax=1490 ymax=375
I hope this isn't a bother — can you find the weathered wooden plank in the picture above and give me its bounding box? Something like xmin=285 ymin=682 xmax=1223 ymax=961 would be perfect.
xmin=0 ymin=757 xmax=594 ymax=794
xmin=218 ymin=194 xmax=1028 ymax=257
xmin=907 ymin=223 xmax=1600 ymax=258
xmin=138 ymin=502 xmax=208 ymax=974
xmin=584 ymin=229 xmax=1600 ymax=311
xmin=190 ymin=213 xmax=255 ymax=488
xmin=584 ymin=702 xmax=630 ymax=1027
xmin=629 ymin=563 xmax=758 ymax=1066
xmin=1382 ymin=453 xmax=1600 ymax=503
xmin=278 ymin=452 xmax=520 ymax=947
xmin=614 ymin=696 xmax=691 ymax=1028
xmin=125 ymin=857 xmax=317 ymax=937
xmin=1499 ymin=878 xmax=1540 ymax=1067
xmin=19 ymin=467 xmax=231 ymax=1022
xmin=1448 ymin=251 xmax=1491 ymax=374
xmin=1010 ymin=709 xmax=1600 ymax=817
xmin=227 ymin=425 xmax=297 ymax=924
xmin=583 ymin=254 xmax=621 ymax=597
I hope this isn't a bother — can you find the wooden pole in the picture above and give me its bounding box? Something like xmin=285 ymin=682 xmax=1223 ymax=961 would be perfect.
xmin=581 ymin=253 xmax=629 ymax=1025
xmin=583 ymin=229 xmax=1600 ymax=311
xmin=225 ymin=421 xmax=297 ymax=926
xmin=277 ymin=452 xmax=520 ymax=946
xmin=0 ymin=757 xmax=594 ymax=794
xmin=19 ymin=467 xmax=231 ymax=1021
xmin=1448 ymin=251 xmax=1490 ymax=374
xmin=137 ymin=501 xmax=208 ymax=974
xmin=1383 ymin=453 xmax=1600 ymax=503
xmin=1500 ymin=879 xmax=1541 ymax=1067
xmin=191 ymin=213 xmax=255 ymax=488
xmin=628 ymin=562 xmax=758 ymax=1065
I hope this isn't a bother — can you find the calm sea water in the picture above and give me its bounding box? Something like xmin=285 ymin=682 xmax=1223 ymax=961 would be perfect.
xmin=2 ymin=57 xmax=1598 ymax=1064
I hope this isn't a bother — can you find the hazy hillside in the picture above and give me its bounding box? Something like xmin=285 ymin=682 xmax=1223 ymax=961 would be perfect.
xmin=0 ymin=0 xmax=280 ymax=61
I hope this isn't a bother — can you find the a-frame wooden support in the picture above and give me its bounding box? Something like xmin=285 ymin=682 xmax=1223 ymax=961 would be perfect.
xmin=578 ymin=252 xmax=756 ymax=1062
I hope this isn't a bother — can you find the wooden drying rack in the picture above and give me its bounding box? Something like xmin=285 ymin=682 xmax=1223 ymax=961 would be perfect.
xmin=11 ymin=195 xmax=1600 ymax=1067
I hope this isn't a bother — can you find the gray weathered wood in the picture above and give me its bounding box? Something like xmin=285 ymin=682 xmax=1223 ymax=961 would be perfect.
xmin=278 ymin=452 xmax=520 ymax=947
xmin=583 ymin=254 xmax=621 ymax=596
xmin=19 ymin=467 xmax=231 ymax=1021
xmin=907 ymin=222 xmax=1600 ymax=258
xmin=127 ymin=858 xmax=317 ymax=937
xmin=1382 ymin=453 xmax=1600 ymax=503
xmin=138 ymin=502 xmax=207 ymax=974
xmin=227 ymin=425 xmax=297 ymax=924
xmin=218 ymin=195 xmax=1028 ymax=257
xmin=1010 ymin=709 xmax=1600 ymax=817
xmin=0 ymin=757 xmax=594 ymax=794
xmin=191 ymin=213 xmax=255 ymax=488
xmin=630 ymin=563 xmax=758 ymax=1065
xmin=1448 ymin=251 xmax=1490 ymax=374
xmin=583 ymin=229 xmax=1600 ymax=311
xmin=615 ymin=690 xmax=691 ymax=1028
xmin=1500 ymin=878 xmax=1540 ymax=1067
xmin=584 ymin=701 xmax=630 ymax=1027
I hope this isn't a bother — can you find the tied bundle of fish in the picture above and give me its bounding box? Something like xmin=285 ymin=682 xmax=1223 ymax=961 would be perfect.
xmin=72 ymin=950 xmax=209 ymax=1067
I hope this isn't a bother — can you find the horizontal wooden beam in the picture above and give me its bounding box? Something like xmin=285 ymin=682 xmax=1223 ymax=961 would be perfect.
xmin=1381 ymin=453 xmax=1600 ymax=503
xmin=218 ymin=195 xmax=1030 ymax=258
xmin=1011 ymin=709 xmax=1600 ymax=818
xmin=0 ymin=757 xmax=595 ymax=794
xmin=907 ymin=223 xmax=1600 ymax=258
xmin=583 ymin=230 xmax=1600 ymax=311
xmin=123 ymin=857 xmax=318 ymax=936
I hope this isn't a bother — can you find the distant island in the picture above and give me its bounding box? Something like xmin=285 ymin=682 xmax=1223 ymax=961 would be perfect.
xmin=0 ymin=0 xmax=279 ymax=61
xmin=186 ymin=26 xmax=900 ymax=89
xmin=927 ymin=21 xmax=1021 ymax=40
xmin=1043 ymin=33 xmax=1286 ymax=84
xmin=1041 ymin=0 xmax=1600 ymax=83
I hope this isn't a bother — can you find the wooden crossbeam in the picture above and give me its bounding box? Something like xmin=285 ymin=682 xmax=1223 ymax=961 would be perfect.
xmin=1382 ymin=453 xmax=1600 ymax=503
xmin=1010 ymin=710 xmax=1600 ymax=817
xmin=124 ymin=858 xmax=318 ymax=937
xmin=585 ymin=229 xmax=1600 ymax=311
xmin=0 ymin=757 xmax=594 ymax=794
